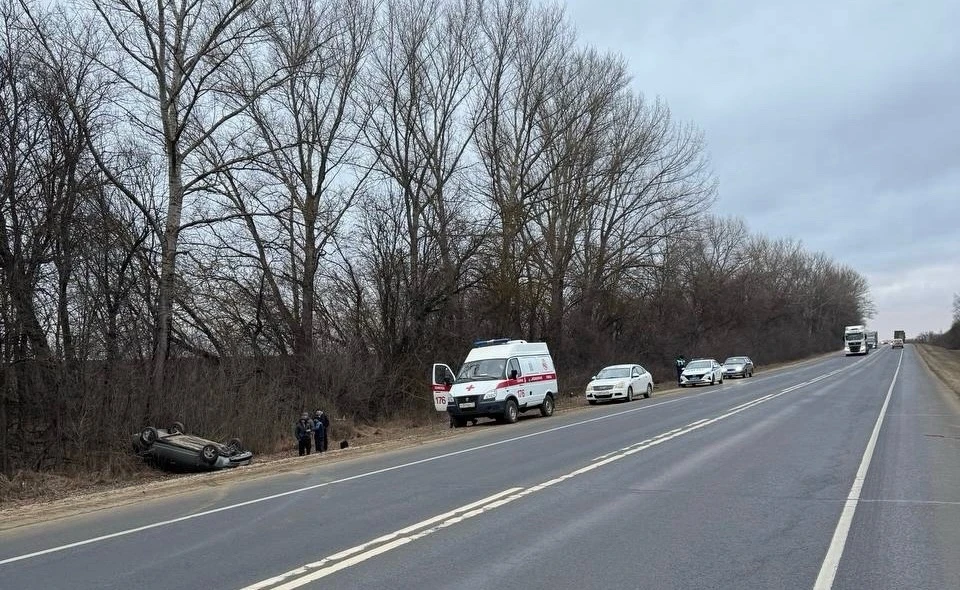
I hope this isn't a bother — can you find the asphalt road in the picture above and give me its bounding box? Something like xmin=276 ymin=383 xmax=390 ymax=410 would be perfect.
xmin=2 ymin=345 xmax=958 ymax=589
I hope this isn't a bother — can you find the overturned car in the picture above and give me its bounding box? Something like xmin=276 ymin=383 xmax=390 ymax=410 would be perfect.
xmin=132 ymin=422 xmax=253 ymax=472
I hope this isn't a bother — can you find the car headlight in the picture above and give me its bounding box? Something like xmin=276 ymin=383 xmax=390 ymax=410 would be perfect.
xmin=616 ymin=381 xmax=625 ymax=388
xmin=483 ymin=392 xmax=496 ymax=401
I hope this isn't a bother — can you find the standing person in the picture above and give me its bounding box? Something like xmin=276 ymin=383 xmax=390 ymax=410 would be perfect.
xmin=295 ymin=413 xmax=313 ymax=456
xmin=313 ymin=411 xmax=326 ymax=454
xmin=317 ymin=409 xmax=330 ymax=451
xmin=675 ymin=354 xmax=687 ymax=385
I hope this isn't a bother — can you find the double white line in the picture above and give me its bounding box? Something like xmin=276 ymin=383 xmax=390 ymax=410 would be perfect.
xmin=242 ymin=360 xmax=864 ymax=590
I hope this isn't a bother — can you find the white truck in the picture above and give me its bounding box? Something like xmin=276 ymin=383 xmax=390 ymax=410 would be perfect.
xmin=844 ymin=325 xmax=869 ymax=356
xmin=866 ymin=330 xmax=878 ymax=349
xmin=432 ymin=339 xmax=558 ymax=426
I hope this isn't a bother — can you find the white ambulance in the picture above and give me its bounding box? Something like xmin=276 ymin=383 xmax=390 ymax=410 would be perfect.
xmin=432 ymin=339 xmax=558 ymax=426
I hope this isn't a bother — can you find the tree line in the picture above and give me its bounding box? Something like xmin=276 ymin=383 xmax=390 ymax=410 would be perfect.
xmin=0 ymin=0 xmax=872 ymax=477
xmin=916 ymin=294 xmax=960 ymax=349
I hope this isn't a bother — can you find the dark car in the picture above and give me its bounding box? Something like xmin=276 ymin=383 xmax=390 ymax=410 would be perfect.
xmin=722 ymin=356 xmax=755 ymax=378
xmin=132 ymin=422 xmax=252 ymax=472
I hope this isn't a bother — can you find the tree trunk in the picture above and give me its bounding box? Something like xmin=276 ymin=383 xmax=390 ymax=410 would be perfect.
xmin=153 ymin=152 xmax=184 ymax=396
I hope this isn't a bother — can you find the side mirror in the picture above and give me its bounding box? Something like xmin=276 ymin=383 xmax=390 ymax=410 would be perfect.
xmin=591 ymin=376 xmax=597 ymax=380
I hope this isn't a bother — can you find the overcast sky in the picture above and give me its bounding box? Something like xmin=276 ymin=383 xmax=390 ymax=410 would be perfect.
xmin=565 ymin=0 xmax=959 ymax=339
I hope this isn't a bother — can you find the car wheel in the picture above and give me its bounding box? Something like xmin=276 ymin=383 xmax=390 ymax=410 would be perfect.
xmin=225 ymin=438 xmax=243 ymax=453
xmin=626 ymin=387 xmax=633 ymax=402
xmin=588 ymin=400 xmax=597 ymax=405
xmin=200 ymin=444 xmax=220 ymax=465
xmin=169 ymin=421 xmax=185 ymax=435
xmin=503 ymin=399 xmax=519 ymax=424
xmin=539 ymin=394 xmax=555 ymax=417
xmin=646 ymin=384 xmax=653 ymax=398
xmin=139 ymin=427 xmax=158 ymax=447
xmin=719 ymin=374 xmax=724 ymax=384
xmin=452 ymin=416 xmax=467 ymax=428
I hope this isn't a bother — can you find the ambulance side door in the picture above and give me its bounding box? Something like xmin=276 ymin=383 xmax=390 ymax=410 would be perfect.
xmin=505 ymin=357 xmax=524 ymax=406
xmin=431 ymin=363 xmax=455 ymax=411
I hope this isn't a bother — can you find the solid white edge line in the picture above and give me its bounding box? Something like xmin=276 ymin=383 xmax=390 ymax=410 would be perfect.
xmin=0 ymin=351 xmax=869 ymax=567
xmin=812 ymin=350 xmax=903 ymax=590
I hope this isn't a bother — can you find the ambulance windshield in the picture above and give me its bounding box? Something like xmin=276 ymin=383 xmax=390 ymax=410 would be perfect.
xmin=457 ymin=359 xmax=506 ymax=382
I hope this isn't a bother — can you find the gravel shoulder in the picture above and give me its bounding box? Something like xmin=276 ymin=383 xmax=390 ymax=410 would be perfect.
xmin=915 ymin=343 xmax=960 ymax=397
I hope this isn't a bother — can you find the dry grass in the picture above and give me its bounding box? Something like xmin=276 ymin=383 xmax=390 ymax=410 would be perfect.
xmin=915 ymin=344 xmax=960 ymax=397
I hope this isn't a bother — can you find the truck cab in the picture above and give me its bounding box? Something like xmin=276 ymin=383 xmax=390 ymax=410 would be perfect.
xmin=844 ymin=325 xmax=869 ymax=356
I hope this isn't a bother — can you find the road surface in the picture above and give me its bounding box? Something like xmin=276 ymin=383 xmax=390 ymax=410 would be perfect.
xmin=1 ymin=345 xmax=958 ymax=589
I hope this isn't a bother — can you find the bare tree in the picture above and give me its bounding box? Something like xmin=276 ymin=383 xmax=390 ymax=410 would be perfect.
xmin=85 ymin=0 xmax=282 ymax=393
xmin=355 ymin=0 xmax=488 ymax=408
xmin=473 ymin=0 xmax=576 ymax=336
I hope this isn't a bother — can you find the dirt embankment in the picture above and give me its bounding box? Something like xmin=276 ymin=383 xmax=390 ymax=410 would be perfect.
xmin=915 ymin=344 xmax=960 ymax=397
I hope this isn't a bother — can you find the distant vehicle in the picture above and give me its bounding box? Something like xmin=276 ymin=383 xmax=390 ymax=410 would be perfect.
xmin=680 ymin=359 xmax=724 ymax=387
xmin=585 ymin=364 xmax=654 ymax=405
xmin=722 ymin=356 xmax=755 ymax=378
xmin=866 ymin=330 xmax=878 ymax=349
xmin=892 ymin=338 xmax=904 ymax=349
xmin=433 ymin=338 xmax=557 ymax=426
xmin=894 ymin=330 xmax=906 ymax=342
xmin=844 ymin=325 xmax=869 ymax=356
xmin=132 ymin=423 xmax=252 ymax=472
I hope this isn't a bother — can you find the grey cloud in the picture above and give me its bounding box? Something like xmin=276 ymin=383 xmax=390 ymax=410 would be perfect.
xmin=567 ymin=0 xmax=960 ymax=336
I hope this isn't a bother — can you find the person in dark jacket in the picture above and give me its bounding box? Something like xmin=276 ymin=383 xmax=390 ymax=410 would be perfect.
xmin=315 ymin=409 xmax=330 ymax=451
xmin=295 ymin=413 xmax=313 ymax=456
xmin=313 ymin=411 xmax=326 ymax=453
xmin=675 ymin=354 xmax=687 ymax=385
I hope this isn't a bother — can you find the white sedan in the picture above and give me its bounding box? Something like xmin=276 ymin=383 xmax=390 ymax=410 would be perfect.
xmin=680 ymin=358 xmax=724 ymax=387
xmin=585 ymin=364 xmax=654 ymax=404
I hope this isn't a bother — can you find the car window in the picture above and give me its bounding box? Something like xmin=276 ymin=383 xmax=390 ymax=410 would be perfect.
xmin=632 ymin=368 xmax=640 ymax=378
xmin=597 ymin=367 xmax=632 ymax=379
xmin=434 ymin=364 xmax=454 ymax=384
xmin=507 ymin=358 xmax=521 ymax=378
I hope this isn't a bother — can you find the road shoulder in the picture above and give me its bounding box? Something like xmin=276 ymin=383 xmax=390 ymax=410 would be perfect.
xmin=0 ymin=349 xmax=839 ymax=530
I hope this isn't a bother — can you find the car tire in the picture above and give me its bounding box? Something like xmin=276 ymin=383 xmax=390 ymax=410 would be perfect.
xmin=719 ymin=375 xmax=724 ymax=384
xmin=503 ymin=399 xmax=519 ymax=424
xmin=646 ymin=384 xmax=653 ymax=398
xmin=452 ymin=416 xmax=467 ymax=428
xmin=170 ymin=421 xmax=185 ymax=435
xmin=200 ymin=444 xmax=220 ymax=465
xmin=588 ymin=400 xmax=597 ymax=405
xmin=139 ymin=427 xmax=158 ymax=447
xmin=626 ymin=387 xmax=633 ymax=402
xmin=225 ymin=438 xmax=243 ymax=453
xmin=539 ymin=394 xmax=555 ymax=417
